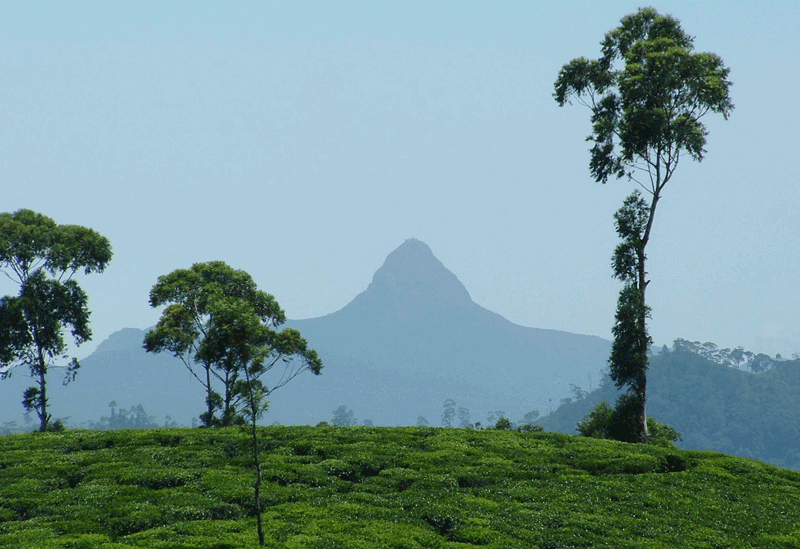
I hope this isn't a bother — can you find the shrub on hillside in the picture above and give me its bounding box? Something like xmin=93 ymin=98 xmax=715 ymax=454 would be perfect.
xmin=578 ymin=400 xmax=681 ymax=447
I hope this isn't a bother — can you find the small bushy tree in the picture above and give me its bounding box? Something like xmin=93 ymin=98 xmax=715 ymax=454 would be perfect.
xmin=330 ymin=405 xmax=357 ymax=426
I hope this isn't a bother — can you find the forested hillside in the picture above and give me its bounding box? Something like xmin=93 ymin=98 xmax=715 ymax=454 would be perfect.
xmin=539 ymin=344 xmax=800 ymax=469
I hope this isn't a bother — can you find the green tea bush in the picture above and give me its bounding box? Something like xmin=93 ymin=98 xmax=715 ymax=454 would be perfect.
xmin=3 ymin=426 xmax=800 ymax=548
xmin=320 ymin=459 xmax=358 ymax=482
xmin=116 ymin=467 xmax=200 ymax=489
xmin=378 ymin=467 xmax=422 ymax=492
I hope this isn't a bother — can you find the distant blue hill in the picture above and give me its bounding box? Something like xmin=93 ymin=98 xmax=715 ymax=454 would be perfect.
xmin=538 ymin=347 xmax=800 ymax=470
xmin=280 ymin=238 xmax=611 ymax=426
xmin=0 ymin=239 xmax=611 ymax=428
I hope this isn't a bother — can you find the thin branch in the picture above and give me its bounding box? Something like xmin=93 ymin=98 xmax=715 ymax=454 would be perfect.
xmin=176 ymin=349 xmax=207 ymax=389
xmin=0 ymin=269 xmax=18 ymax=284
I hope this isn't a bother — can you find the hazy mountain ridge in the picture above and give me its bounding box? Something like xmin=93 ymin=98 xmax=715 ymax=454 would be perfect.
xmin=0 ymin=238 xmax=611 ymax=428
xmin=281 ymin=239 xmax=610 ymax=425
xmin=4 ymin=238 xmax=797 ymax=471
xmin=539 ymin=347 xmax=800 ymax=469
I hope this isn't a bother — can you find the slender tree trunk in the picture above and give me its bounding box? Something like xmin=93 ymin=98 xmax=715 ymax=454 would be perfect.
xmin=205 ymin=366 xmax=215 ymax=427
xmin=636 ymin=248 xmax=649 ymax=443
xmin=36 ymin=350 xmax=49 ymax=432
xmin=221 ymin=366 xmax=238 ymax=426
xmin=636 ymin=367 xmax=647 ymax=443
xmin=252 ymin=418 xmax=265 ymax=545
xmin=635 ymin=189 xmax=659 ymax=443
xmin=243 ymin=367 xmax=265 ymax=545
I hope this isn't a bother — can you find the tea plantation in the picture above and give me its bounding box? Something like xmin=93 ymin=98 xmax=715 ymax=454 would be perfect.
xmin=2 ymin=426 xmax=800 ymax=548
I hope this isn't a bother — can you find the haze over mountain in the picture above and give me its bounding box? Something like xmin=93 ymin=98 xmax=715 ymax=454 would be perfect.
xmin=280 ymin=238 xmax=610 ymax=425
xmin=0 ymin=239 xmax=611 ymax=428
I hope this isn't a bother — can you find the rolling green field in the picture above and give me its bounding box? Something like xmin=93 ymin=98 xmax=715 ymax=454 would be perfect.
xmin=1 ymin=426 xmax=800 ymax=548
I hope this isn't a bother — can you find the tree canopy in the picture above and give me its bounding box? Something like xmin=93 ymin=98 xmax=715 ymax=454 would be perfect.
xmin=554 ymin=7 xmax=733 ymax=194
xmin=144 ymin=261 xmax=322 ymax=427
xmin=0 ymin=209 xmax=112 ymax=431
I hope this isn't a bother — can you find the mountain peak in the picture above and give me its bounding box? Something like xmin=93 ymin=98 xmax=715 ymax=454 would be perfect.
xmin=364 ymin=238 xmax=472 ymax=306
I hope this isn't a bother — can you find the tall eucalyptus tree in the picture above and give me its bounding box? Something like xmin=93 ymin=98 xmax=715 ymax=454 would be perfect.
xmin=554 ymin=8 xmax=733 ymax=440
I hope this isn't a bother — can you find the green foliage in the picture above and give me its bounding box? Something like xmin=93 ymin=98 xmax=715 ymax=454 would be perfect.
xmin=554 ymin=7 xmax=733 ymax=187
xmin=646 ymin=417 xmax=683 ymax=448
xmin=577 ymin=401 xmax=616 ymax=439
xmin=544 ymin=348 xmax=800 ymax=467
xmin=611 ymin=192 xmax=648 ymax=284
xmin=144 ymin=261 xmax=322 ymax=427
xmin=44 ymin=419 xmax=66 ymax=433
xmin=555 ymin=7 xmax=733 ymax=446
xmin=0 ymin=209 xmax=112 ymax=431
xmin=672 ymin=338 xmax=775 ymax=373
xmin=607 ymin=194 xmax=652 ymax=442
xmin=578 ymin=400 xmax=680 ymax=448
xmin=608 ymin=282 xmax=651 ymax=441
xmin=2 ymin=426 xmax=800 ymax=547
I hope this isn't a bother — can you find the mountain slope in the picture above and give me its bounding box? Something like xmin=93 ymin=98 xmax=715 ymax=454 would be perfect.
xmin=0 ymin=239 xmax=610 ymax=428
xmin=539 ymin=348 xmax=800 ymax=469
xmin=279 ymin=238 xmax=610 ymax=425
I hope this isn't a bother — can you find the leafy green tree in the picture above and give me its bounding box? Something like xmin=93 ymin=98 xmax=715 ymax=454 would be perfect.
xmin=749 ymin=353 xmax=774 ymax=374
xmin=578 ymin=400 xmax=680 ymax=447
xmin=156 ymin=272 xmax=322 ymax=547
xmin=608 ymin=285 xmax=651 ymax=441
xmin=646 ymin=417 xmax=682 ymax=448
xmin=0 ymin=209 xmax=112 ymax=431
xmin=577 ymin=401 xmax=616 ymax=440
xmin=416 ymin=415 xmax=429 ymax=427
xmin=330 ymin=405 xmax=357 ymax=426
xmin=144 ymin=261 xmax=322 ymax=426
xmin=554 ymin=7 xmax=733 ymax=441
xmin=441 ymin=399 xmax=456 ymax=428
xmin=569 ymin=384 xmax=588 ymax=401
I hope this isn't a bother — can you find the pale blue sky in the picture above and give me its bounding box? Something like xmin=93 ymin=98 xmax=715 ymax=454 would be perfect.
xmin=2 ymin=1 xmax=798 ymax=358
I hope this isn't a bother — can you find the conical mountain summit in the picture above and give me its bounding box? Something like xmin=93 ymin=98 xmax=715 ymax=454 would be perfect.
xmin=0 ymin=239 xmax=611 ymax=428
xmin=363 ymin=238 xmax=472 ymax=306
xmin=283 ymin=239 xmax=611 ymax=426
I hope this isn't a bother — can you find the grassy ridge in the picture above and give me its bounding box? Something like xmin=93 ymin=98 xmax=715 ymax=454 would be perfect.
xmin=1 ymin=426 xmax=800 ymax=548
